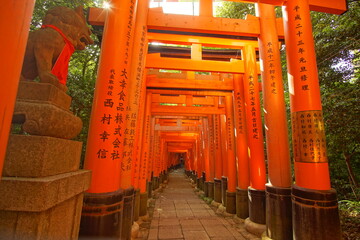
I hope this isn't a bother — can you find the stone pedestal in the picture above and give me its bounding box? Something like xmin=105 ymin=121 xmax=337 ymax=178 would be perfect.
xmin=0 ymin=82 xmax=91 ymax=240
xmin=265 ymin=184 xmax=292 ymax=240
xmin=292 ymin=185 xmax=342 ymax=240
xmin=236 ymin=187 xmax=249 ymax=219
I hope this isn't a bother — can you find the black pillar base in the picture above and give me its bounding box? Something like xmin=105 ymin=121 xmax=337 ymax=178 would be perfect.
xmin=147 ymin=181 xmax=152 ymax=198
xmin=79 ymin=189 xmax=124 ymax=239
xmin=265 ymin=184 xmax=292 ymax=240
xmin=121 ymin=187 xmax=135 ymax=240
xmin=152 ymin=176 xmax=159 ymax=190
xmin=201 ymin=172 xmax=206 ymax=191
xmin=196 ymin=177 xmax=200 ymax=189
xmin=214 ymin=178 xmax=222 ymax=203
xmin=133 ymin=188 xmax=140 ymax=222
xmin=226 ymin=191 xmax=236 ymax=214
xmin=139 ymin=192 xmax=148 ymax=217
xmin=208 ymin=181 xmax=214 ymax=199
xmin=221 ymin=176 xmax=228 ymax=206
xmin=248 ymin=187 xmax=266 ymax=224
xmin=292 ymin=184 xmax=342 ymax=240
xmin=236 ymin=187 xmax=249 ymax=219
xmin=204 ymin=182 xmax=209 ymax=197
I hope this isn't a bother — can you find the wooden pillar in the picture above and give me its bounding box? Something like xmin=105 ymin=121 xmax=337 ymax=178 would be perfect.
xmin=243 ymin=44 xmax=266 ymax=224
xmin=283 ymin=1 xmax=341 ymax=238
xmin=213 ymin=114 xmax=223 ymax=203
xmin=138 ymin=92 xmax=151 ymax=216
xmin=80 ymin=0 xmax=137 ymax=238
xmin=256 ymin=3 xmax=292 ymax=239
xmin=0 ymin=0 xmax=35 ymax=176
xmin=224 ymin=95 xmax=237 ymax=214
xmin=233 ymin=74 xmax=250 ymax=219
xmin=128 ymin=0 xmax=150 ymax=192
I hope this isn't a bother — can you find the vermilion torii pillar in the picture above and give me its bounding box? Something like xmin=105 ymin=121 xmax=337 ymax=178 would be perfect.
xmin=283 ymin=0 xmax=341 ymax=239
xmin=243 ymin=44 xmax=267 ymax=225
xmin=213 ymin=114 xmax=223 ymax=203
xmin=0 ymin=0 xmax=35 ymax=177
xmin=225 ymin=95 xmax=237 ymax=214
xmin=256 ymin=3 xmax=292 ymax=240
xmin=80 ymin=0 xmax=137 ymax=238
xmin=233 ymin=74 xmax=250 ymax=219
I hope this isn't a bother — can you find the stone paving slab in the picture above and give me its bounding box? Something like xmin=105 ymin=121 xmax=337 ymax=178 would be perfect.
xmin=137 ymin=169 xmax=260 ymax=240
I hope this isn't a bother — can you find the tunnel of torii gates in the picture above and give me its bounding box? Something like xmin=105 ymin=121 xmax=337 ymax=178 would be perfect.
xmin=0 ymin=0 xmax=350 ymax=239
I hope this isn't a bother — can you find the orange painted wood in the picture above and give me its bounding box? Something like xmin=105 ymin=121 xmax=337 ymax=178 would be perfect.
xmin=139 ymin=93 xmax=152 ymax=193
xmin=207 ymin=115 xmax=216 ymax=181
xmin=147 ymin=32 xmax=259 ymax=49
xmin=229 ymin=0 xmax=347 ymax=14
xmin=225 ymin=96 xmax=237 ymax=192
xmin=257 ymin=3 xmax=291 ymax=188
xmin=233 ymin=74 xmax=250 ymax=190
xmin=147 ymin=76 xmax=234 ymax=90
xmin=283 ymin=0 xmax=330 ymax=190
xmin=122 ymin=0 xmax=149 ymax=189
xmin=243 ymin=45 xmax=267 ymax=190
xmin=220 ymin=114 xmax=228 ymax=177
xmin=213 ymin=115 xmax=223 ymax=180
xmin=0 ymin=0 xmax=35 ymax=177
xmin=84 ymin=0 xmax=137 ymax=193
xmin=146 ymin=53 xmax=246 ymax=73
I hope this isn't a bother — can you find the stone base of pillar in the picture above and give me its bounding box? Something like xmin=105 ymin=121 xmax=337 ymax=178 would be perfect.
xmin=248 ymin=187 xmax=266 ymax=224
xmin=236 ymin=187 xmax=249 ymax=219
xmin=79 ymin=188 xmax=124 ymax=239
xmin=221 ymin=176 xmax=228 ymax=206
xmin=159 ymin=173 xmax=164 ymax=184
xmin=292 ymin=184 xmax=342 ymax=240
xmin=133 ymin=188 xmax=140 ymax=222
xmin=265 ymin=184 xmax=292 ymax=240
xmin=208 ymin=181 xmax=214 ymax=199
xmin=244 ymin=217 xmax=266 ymax=237
xmin=147 ymin=181 xmax=152 ymax=198
xmin=139 ymin=192 xmax=148 ymax=217
xmin=121 ymin=187 xmax=135 ymax=240
xmin=214 ymin=178 xmax=222 ymax=203
xmin=226 ymin=191 xmax=236 ymax=214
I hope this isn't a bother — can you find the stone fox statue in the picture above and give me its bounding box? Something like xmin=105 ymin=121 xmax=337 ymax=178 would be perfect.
xmin=21 ymin=6 xmax=94 ymax=91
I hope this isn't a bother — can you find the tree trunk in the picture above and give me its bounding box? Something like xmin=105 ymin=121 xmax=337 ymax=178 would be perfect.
xmin=343 ymin=152 xmax=359 ymax=187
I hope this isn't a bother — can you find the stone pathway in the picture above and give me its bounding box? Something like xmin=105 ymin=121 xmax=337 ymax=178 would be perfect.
xmin=141 ymin=169 xmax=260 ymax=240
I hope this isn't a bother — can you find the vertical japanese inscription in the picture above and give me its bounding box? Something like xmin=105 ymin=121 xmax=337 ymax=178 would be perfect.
xmin=292 ymin=110 xmax=327 ymax=163
xmin=248 ymin=75 xmax=259 ymax=139
xmin=266 ymin=42 xmax=277 ymax=95
xmin=293 ymin=5 xmax=309 ymax=92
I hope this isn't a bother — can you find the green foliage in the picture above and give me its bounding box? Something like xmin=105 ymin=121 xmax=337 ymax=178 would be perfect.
xmin=214 ymin=2 xmax=255 ymax=19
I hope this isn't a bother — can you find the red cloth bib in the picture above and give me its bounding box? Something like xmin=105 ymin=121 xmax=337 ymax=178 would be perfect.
xmin=41 ymin=24 xmax=75 ymax=85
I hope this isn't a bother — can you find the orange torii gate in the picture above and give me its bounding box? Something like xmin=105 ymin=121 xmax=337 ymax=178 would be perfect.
xmin=84 ymin=0 xmax=346 ymax=239
xmin=0 ymin=0 xmax=348 ymax=240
